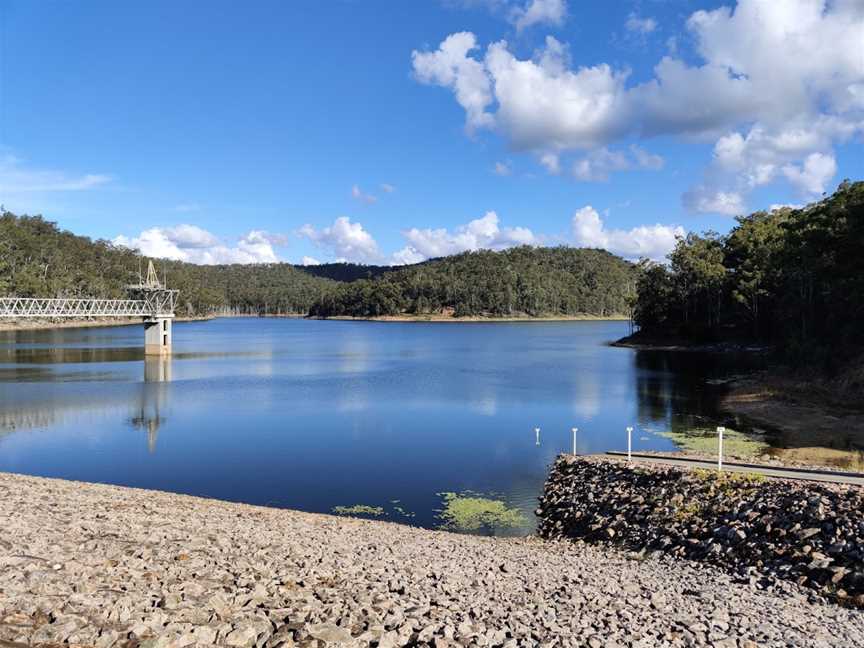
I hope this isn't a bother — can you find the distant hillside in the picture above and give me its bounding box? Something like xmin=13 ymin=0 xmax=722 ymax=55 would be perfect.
xmin=1 ymin=212 xmax=636 ymax=320
xmin=0 ymin=212 xmax=335 ymax=316
xmin=308 ymin=246 xmax=636 ymax=319
xmin=296 ymin=262 xmax=395 ymax=283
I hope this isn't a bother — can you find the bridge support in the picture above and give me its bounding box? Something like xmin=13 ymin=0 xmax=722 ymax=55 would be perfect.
xmin=144 ymin=317 xmax=173 ymax=355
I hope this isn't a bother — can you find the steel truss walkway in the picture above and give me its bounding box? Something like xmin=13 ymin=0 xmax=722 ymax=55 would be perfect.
xmin=0 ymin=261 xmax=178 ymax=354
xmin=0 ymin=297 xmax=156 ymax=318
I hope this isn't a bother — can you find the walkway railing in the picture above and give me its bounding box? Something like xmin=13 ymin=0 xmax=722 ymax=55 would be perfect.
xmin=0 ymin=297 xmax=157 ymax=318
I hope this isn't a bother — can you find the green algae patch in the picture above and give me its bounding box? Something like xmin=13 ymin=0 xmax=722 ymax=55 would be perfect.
xmin=436 ymin=492 xmax=528 ymax=534
xmin=660 ymin=427 xmax=768 ymax=459
xmin=331 ymin=504 xmax=385 ymax=517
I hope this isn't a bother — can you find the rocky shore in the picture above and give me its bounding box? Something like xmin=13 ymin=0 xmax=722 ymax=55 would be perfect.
xmin=538 ymin=455 xmax=864 ymax=606
xmin=2 ymin=472 xmax=864 ymax=647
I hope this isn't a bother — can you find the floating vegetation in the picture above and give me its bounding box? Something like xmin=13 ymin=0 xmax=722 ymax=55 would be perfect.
xmin=331 ymin=504 xmax=385 ymax=517
xmin=660 ymin=427 xmax=768 ymax=458
xmin=436 ymin=491 xmax=528 ymax=534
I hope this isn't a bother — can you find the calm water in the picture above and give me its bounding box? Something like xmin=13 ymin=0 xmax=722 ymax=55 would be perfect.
xmin=0 ymin=318 xmax=746 ymax=534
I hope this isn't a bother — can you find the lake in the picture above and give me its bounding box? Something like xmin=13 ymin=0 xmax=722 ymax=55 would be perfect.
xmin=0 ymin=318 xmax=746 ymax=534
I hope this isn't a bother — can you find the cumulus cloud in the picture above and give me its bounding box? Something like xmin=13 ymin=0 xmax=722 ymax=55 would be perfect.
xmin=571 ymin=206 xmax=684 ymax=262
xmin=625 ymin=13 xmax=657 ymax=35
xmin=413 ymin=0 xmax=864 ymax=211
xmin=782 ymin=152 xmax=838 ymax=197
xmin=412 ymin=32 xmax=495 ymax=133
xmin=393 ymin=211 xmax=536 ymax=263
xmin=113 ymin=226 xmax=283 ymax=264
xmin=0 ymin=154 xmax=110 ymax=194
xmin=769 ymin=203 xmax=803 ymax=212
xmin=511 ymin=0 xmax=567 ymax=32
xmin=299 ymin=256 xmax=321 ymax=266
xmin=572 ymin=145 xmax=664 ymax=181
xmin=390 ymin=246 xmax=427 ymax=266
xmin=298 ymin=216 xmax=382 ymax=264
xmin=351 ymin=184 xmax=378 ymax=205
xmin=685 ymin=121 xmax=846 ymax=212
xmin=682 ymin=188 xmax=746 ymax=217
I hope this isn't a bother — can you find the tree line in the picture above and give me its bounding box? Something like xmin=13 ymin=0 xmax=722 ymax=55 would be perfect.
xmin=0 ymin=212 xmax=637 ymax=320
xmin=308 ymin=246 xmax=635 ymax=318
xmin=633 ymin=180 xmax=864 ymax=368
xmin=0 ymin=212 xmax=336 ymax=316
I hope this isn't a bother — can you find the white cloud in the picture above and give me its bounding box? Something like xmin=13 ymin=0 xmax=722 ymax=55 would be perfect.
xmin=413 ymin=0 xmax=864 ymax=211
xmin=351 ymin=184 xmax=378 ymax=205
xmin=412 ymin=31 xmax=495 ymax=133
xmin=380 ymin=183 xmax=396 ymax=193
xmin=782 ymin=152 xmax=838 ymax=197
xmin=625 ymin=13 xmax=657 ymax=35
xmin=299 ymin=256 xmax=321 ymax=266
xmin=572 ymin=148 xmax=629 ymax=182
xmin=0 ymin=155 xmax=110 ymax=194
xmin=493 ymin=160 xmax=512 ymax=175
xmin=395 ymin=210 xmax=536 ymax=262
xmin=571 ymin=206 xmax=684 ymax=261
xmin=511 ymin=0 xmax=567 ymax=32
xmin=298 ymin=216 xmax=382 ymax=264
xmin=390 ymin=246 xmax=427 ymax=266
xmin=769 ymin=203 xmax=803 ymax=212
xmin=685 ymin=120 xmax=846 ymax=212
xmin=486 ymin=36 xmax=632 ymax=151
xmin=682 ymin=187 xmax=746 ymax=216
xmin=113 ymin=226 xmax=282 ymax=264
xmin=572 ymin=145 xmax=663 ymax=181
xmin=160 ymin=224 xmax=219 ymax=249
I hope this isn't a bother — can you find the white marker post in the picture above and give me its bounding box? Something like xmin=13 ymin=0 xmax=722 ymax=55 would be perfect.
xmin=535 ymin=427 xmax=541 ymax=446
xmin=572 ymin=427 xmax=578 ymax=455
xmin=717 ymin=426 xmax=725 ymax=471
xmin=626 ymin=426 xmax=634 ymax=462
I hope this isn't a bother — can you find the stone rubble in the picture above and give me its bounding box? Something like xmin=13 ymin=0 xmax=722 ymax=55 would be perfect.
xmin=538 ymin=455 xmax=864 ymax=606
xmin=1 ymin=471 xmax=863 ymax=647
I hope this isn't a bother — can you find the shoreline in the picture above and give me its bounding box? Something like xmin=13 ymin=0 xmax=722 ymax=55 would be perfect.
xmin=719 ymin=373 xmax=864 ymax=471
xmin=612 ymin=333 xmax=864 ymax=471
xmin=0 ymin=315 xmax=214 ymax=332
xmin=611 ymin=331 xmax=770 ymax=353
xmin=2 ymin=470 xmax=861 ymax=646
xmin=318 ymin=314 xmax=631 ymax=323
xmin=0 ymin=312 xmax=629 ymax=331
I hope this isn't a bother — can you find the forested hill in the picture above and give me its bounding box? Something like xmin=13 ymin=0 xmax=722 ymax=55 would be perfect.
xmin=297 ymin=262 xmax=395 ymax=283
xmin=1 ymin=212 xmax=637 ymax=319
xmin=632 ymin=179 xmax=864 ymax=369
xmin=308 ymin=247 xmax=635 ymax=318
xmin=0 ymin=212 xmax=335 ymax=315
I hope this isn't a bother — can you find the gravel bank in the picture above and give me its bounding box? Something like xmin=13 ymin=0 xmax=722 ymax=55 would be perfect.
xmin=538 ymin=456 xmax=864 ymax=604
xmin=2 ymin=472 xmax=863 ymax=647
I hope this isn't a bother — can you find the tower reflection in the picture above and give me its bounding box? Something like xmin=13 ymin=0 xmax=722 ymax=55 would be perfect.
xmin=129 ymin=356 xmax=172 ymax=452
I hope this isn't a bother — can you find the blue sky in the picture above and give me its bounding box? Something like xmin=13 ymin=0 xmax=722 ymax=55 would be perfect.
xmin=1 ymin=0 xmax=862 ymax=265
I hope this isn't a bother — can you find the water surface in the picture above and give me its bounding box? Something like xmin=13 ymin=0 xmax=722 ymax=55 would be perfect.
xmin=0 ymin=318 xmax=744 ymax=534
